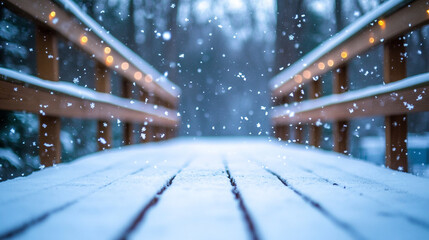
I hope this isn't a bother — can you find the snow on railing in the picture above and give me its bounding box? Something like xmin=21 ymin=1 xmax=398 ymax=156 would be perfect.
xmin=270 ymin=0 xmax=429 ymax=173
xmin=56 ymin=0 xmax=181 ymax=98
xmin=1 ymin=0 xmax=181 ymax=167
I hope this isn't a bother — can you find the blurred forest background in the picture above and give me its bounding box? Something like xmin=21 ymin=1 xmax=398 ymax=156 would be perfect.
xmin=1 ymin=0 xmax=428 ymax=180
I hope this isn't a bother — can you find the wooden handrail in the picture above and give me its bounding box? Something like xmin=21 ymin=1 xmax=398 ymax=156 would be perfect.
xmin=272 ymin=73 xmax=429 ymax=124
xmin=3 ymin=0 xmax=180 ymax=107
xmin=270 ymin=0 xmax=429 ymax=98
xmin=0 ymin=68 xmax=179 ymax=126
xmin=270 ymin=0 xmax=429 ymax=172
xmin=1 ymin=0 xmax=182 ymax=167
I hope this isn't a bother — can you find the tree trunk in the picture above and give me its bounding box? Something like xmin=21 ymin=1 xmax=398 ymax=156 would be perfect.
xmin=275 ymin=0 xmax=303 ymax=75
xmin=127 ymin=0 xmax=136 ymax=51
xmin=165 ymin=0 xmax=179 ymax=83
xmin=335 ymin=0 xmax=344 ymax=32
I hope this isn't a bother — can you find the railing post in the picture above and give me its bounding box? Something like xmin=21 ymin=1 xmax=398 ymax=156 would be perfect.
xmin=36 ymin=26 xmax=61 ymax=167
xmin=309 ymin=77 xmax=322 ymax=147
xmin=294 ymin=86 xmax=304 ymax=144
xmin=144 ymin=91 xmax=157 ymax=142
xmin=273 ymin=95 xmax=290 ymax=141
xmin=122 ymin=78 xmax=134 ymax=145
xmin=95 ymin=62 xmax=112 ymax=150
xmin=333 ymin=65 xmax=349 ymax=154
xmin=153 ymin=96 xmax=163 ymax=142
xmin=384 ymin=37 xmax=407 ymax=172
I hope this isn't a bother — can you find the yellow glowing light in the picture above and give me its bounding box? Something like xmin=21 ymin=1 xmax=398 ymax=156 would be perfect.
xmin=303 ymin=70 xmax=312 ymax=79
xmin=105 ymin=55 xmax=114 ymax=66
xmin=318 ymin=62 xmax=325 ymax=70
xmin=121 ymin=62 xmax=129 ymax=71
xmin=104 ymin=47 xmax=111 ymax=54
xmin=145 ymin=75 xmax=153 ymax=83
xmin=378 ymin=20 xmax=385 ymax=29
xmin=327 ymin=59 xmax=334 ymax=67
xmin=294 ymin=75 xmax=302 ymax=83
xmin=49 ymin=11 xmax=56 ymax=21
xmin=134 ymin=71 xmax=142 ymax=80
xmin=80 ymin=36 xmax=88 ymax=45
xmin=427 ymin=9 xmax=429 ymax=15
xmin=369 ymin=37 xmax=375 ymax=44
xmin=341 ymin=51 xmax=348 ymax=59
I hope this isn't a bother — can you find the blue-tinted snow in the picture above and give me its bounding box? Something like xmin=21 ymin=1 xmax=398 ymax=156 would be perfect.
xmin=0 ymin=137 xmax=428 ymax=239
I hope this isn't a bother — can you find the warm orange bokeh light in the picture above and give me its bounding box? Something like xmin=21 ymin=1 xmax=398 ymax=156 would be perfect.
xmin=318 ymin=62 xmax=325 ymax=70
xmin=378 ymin=20 xmax=385 ymax=29
xmin=369 ymin=37 xmax=375 ymax=44
xmin=80 ymin=36 xmax=88 ymax=45
xmin=145 ymin=75 xmax=153 ymax=83
xmin=105 ymin=55 xmax=114 ymax=66
xmin=327 ymin=59 xmax=334 ymax=67
xmin=104 ymin=47 xmax=111 ymax=54
xmin=303 ymin=70 xmax=312 ymax=79
xmin=341 ymin=51 xmax=348 ymax=59
xmin=294 ymin=75 xmax=302 ymax=83
xmin=49 ymin=11 xmax=56 ymax=21
xmin=134 ymin=71 xmax=142 ymax=80
xmin=427 ymin=9 xmax=429 ymax=15
xmin=121 ymin=62 xmax=129 ymax=71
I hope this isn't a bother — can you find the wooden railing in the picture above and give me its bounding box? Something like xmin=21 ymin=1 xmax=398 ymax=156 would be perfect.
xmin=270 ymin=0 xmax=429 ymax=172
xmin=0 ymin=0 xmax=181 ymax=167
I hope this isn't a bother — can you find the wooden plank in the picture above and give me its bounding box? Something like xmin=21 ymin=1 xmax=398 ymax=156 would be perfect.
xmin=275 ymin=150 xmax=429 ymax=225
xmin=226 ymin=155 xmax=351 ymax=239
xmin=3 ymin=0 xmax=180 ymax=107
xmin=271 ymin=0 xmax=429 ymax=97
xmin=0 ymin=138 xmax=429 ymax=239
xmin=271 ymin=73 xmax=429 ymax=125
xmin=384 ymin=37 xmax=408 ymax=171
xmin=122 ymin=79 xmax=134 ymax=145
xmin=95 ymin=62 xmax=112 ymax=150
xmin=252 ymin=142 xmax=429 ymax=240
xmin=0 ymin=144 xmax=188 ymax=239
xmin=36 ymin=26 xmax=61 ymax=167
xmin=333 ymin=66 xmax=349 ymax=154
xmin=130 ymin=155 xmax=249 ymax=240
xmin=309 ymin=78 xmax=322 ymax=147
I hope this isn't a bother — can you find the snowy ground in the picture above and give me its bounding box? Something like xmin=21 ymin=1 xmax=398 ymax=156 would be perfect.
xmin=0 ymin=137 xmax=428 ymax=240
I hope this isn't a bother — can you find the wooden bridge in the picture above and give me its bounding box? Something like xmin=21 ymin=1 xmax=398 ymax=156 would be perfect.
xmin=1 ymin=0 xmax=429 ymax=239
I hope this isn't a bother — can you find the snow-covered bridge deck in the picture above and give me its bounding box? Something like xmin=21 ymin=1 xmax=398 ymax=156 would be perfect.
xmin=1 ymin=138 xmax=429 ymax=240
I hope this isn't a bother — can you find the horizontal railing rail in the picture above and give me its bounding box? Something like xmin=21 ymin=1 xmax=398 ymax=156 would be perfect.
xmin=270 ymin=0 xmax=429 ymax=173
xmin=1 ymin=0 xmax=182 ymax=168
xmin=0 ymin=68 xmax=179 ymax=126
xmin=272 ymin=73 xmax=429 ymax=123
xmin=3 ymin=0 xmax=180 ymax=107
xmin=270 ymin=0 xmax=428 ymax=98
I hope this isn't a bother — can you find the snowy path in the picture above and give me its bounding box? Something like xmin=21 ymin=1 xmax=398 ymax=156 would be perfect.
xmin=0 ymin=137 xmax=428 ymax=240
